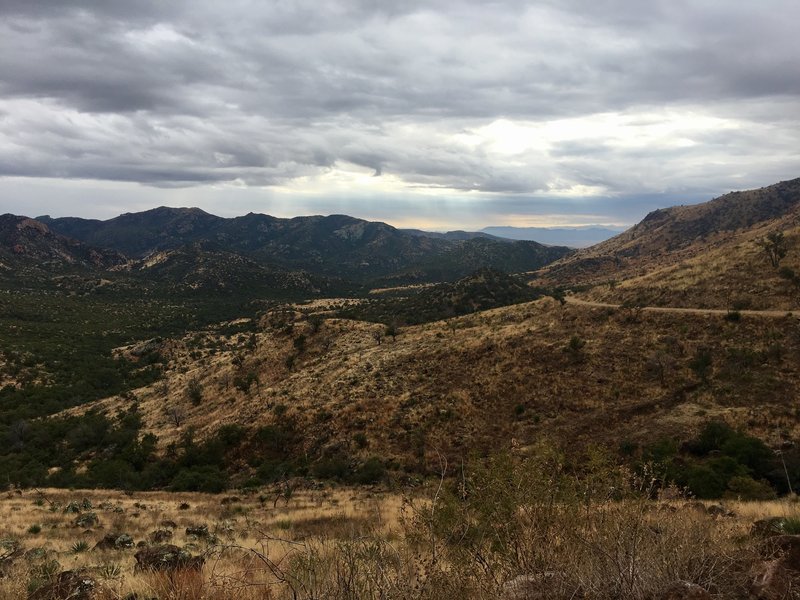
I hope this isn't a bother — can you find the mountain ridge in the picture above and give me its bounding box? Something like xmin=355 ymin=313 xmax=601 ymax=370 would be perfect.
xmin=37 ymin=209 xmax=573 ymax=284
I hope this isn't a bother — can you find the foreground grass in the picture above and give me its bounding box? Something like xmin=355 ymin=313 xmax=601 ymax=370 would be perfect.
xmin=2 ymin=478 xmax=800 ymax=600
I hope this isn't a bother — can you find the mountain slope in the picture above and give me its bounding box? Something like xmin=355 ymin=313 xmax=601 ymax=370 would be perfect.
xmin=540 ymin=178 xmax=800 ymax=309
xmin=38 ymin=207 xmax=225 ymax=257
xmin=0 ymin=214 xmax=126 ymax=276
xmin=62 ymin=295 xmax=800 ymax=479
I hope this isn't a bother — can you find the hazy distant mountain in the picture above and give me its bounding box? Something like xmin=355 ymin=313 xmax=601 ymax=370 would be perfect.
xmin=400 ymin=228 xmax=508 ymax=242
xmin=39 ymin=208 xmax=573 ymax=284
xmin=480 ymin=226 xmax=626 ymax=247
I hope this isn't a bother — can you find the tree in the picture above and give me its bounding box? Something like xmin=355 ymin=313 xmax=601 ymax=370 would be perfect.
xmin=757 ymin=231 xmax=788 ymax=268
xmin=186 ymin=378 xmax=203 ymax=405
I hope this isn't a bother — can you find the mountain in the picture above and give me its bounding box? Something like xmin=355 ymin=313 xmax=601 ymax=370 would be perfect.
xmin=0 ymin=214 xmax=126 ymax=276
xmin=400 ymin=228 xmax=508 ymax=242
xmin=481 ymin=226 xmax=625 ymax=247
xmin=40 ymin=209 xmax=573 ymax=284
xmin=540 ymin=177 xmax=800 ymax=309
xmin=127 ymin=241 xmax=360 ymax=297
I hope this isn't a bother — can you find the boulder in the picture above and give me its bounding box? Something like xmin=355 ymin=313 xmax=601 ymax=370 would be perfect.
xmin=134 ymin=545 xmax=204 ymax=573
xmin=750 ymin=559 xmax=789 ymax=600
xmin=62 ymin=501 xmax=82 ymax=515
xmin=148 ymin=530 xmax=173 ymax=544
xmin=185 ymin=525 xmax=209 ymax=538
xmin=93 ymin=533 xmax=134 ymax=551
xmin=73 ymin=513 xmax=99 ymax=529
xmin=27 ymin=570 xmax=109 ymax=600
xmin=752 ymin=518 xmax=787 ymax=538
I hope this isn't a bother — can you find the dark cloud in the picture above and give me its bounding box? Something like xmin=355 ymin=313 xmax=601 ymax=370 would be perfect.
xmin=0 ymin=0 xmax=798 ymax=225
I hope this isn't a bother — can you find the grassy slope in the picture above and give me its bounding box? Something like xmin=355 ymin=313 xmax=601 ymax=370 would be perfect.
xmin=66 ymin=297 xmax=800 ymax=476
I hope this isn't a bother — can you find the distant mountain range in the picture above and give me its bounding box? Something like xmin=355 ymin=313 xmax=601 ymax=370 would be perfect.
xmin=480 ymin=226 xmax=626 ymax=247
xmin=0 ymin=210 xmax=572 ymax=293
xmin=402 ymin=225 xmax=625 ymax=247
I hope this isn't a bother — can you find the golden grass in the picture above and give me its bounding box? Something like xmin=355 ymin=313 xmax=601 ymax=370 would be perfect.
xmin=3 ymin=485 xmax=800 ymax=599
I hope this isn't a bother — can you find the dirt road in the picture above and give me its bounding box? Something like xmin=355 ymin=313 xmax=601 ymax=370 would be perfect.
xmin=564 ymin=296 xmax=798 ymax=319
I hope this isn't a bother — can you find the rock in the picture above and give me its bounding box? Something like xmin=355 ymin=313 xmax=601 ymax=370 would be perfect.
xmin=148 ymin=530 xmax=173 ymax=544
xmin=750 ymin=559 xmax=789 ymax=600
xmin=93 ymin=533 xmax=134 ymax=551
xmin=73 ymin=513 xmax=99 ymax=529
xmin=0 ymin=539 xmax=22 ymax=560
xmin=659 ymin=580 xmax=712 ymax=599
xmin=159 ymin=520 xmax=177 ymax=530
xmin=62 ymin=501 xmax=82 ymax=515
xmin=761 ymin=535 xmax=800 ymax=571
xmin=185 ymin=525 xmax=209 ymax=538
xmin=749 ymin=535 xmax=800 ymax=599
xmin=134 ymin=545 xmax=204 ymax=572
xmin=683 ymin=501 xmax=708 ymax=513
xmin=27 ymin=570 xmax=108 ymax=600
xmin=752 ymin=518 xmax=787 ymax=538
xmin=705 ymin=504 xmax=727 ymax=517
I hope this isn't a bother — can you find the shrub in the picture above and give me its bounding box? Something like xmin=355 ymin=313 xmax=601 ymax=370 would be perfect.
xmin=186 ymin=378 xmax=203 ymax=406
xmin=169 ymin=465 xmax=227 ymax=493
xmin=354 ymin=457 xmax=386 ymax=485
xmin=725 ymin=476 xmax=777 ymax=500
xmin=27 ymin=524 xmax=41 ymax=535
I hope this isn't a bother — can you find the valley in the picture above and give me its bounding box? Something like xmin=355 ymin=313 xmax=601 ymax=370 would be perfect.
xmin=2 ymin=178 xmax=800 ymax=598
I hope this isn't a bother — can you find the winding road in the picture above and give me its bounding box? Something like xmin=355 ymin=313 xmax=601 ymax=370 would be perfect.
xmin=564 ymin=296 xmax=798 ymax=319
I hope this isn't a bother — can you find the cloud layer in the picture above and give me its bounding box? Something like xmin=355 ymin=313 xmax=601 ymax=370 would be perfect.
xmin=1 ymin=1 xmax=799 ymax=226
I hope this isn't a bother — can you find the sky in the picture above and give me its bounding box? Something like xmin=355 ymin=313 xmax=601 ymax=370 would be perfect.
xmin=0 ymin=1 xmax=799 ymax=230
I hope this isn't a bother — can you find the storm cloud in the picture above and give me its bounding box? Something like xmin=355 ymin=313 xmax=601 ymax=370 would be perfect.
xmin=1 ymin=0 xmax=799 ymax=227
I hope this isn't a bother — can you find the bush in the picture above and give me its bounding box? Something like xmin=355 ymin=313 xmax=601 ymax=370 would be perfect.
xmin=312 ymin=457 xmax=350 ymax=481
xmin=169 ymin=466 xmax=227 ymax=493
xmin=187 ymin=378 xmax=203 ymax=406
xmin=353 ymin=457 xmax=386 ymax=485
xmin=725 ymin=476 xmax=777 ymax=500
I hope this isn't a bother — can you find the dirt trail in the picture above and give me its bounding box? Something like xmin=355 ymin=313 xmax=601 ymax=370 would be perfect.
xmin=565 ymin=296 xmax=798 ymax=319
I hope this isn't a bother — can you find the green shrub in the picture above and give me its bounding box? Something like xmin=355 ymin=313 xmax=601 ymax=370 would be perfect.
xmin=725 ymin=476 xmax=776 ymax=500
xmin=354 ymin=457 xmax=386 ymax=485
xmin=169 ymin=465 xmax=227 ymax=493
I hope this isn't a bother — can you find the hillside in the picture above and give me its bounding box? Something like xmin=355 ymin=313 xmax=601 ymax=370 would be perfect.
xmin=338 ymin=268 xmax=542 ymax=325
xmin=0 ymin=214 xmax=126 ymax=277
xmin=44 ymin=295 xmax=800 ymax=489
xmin=540 ymin=178 xmax=800 ymax=309
xmin=126 ymin=241 xmax=361 ymax=297
xmin=40 ymin=209 xmax=572 ymax=284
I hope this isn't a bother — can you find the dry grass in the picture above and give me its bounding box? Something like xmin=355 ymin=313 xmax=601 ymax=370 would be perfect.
xmin=0 ymin=487 xmax=400 ymax=600
xmin=59 ymin=291 xmax=800 ymax=479
xmin=1 ymin=483 xmax=796 ymax=599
